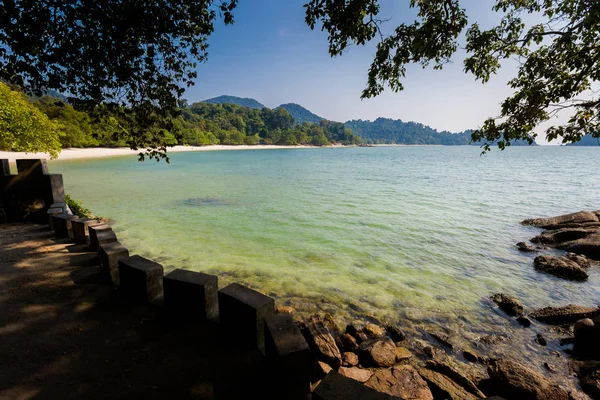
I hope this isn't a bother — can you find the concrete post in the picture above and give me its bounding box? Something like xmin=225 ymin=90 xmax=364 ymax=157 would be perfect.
xmin=118 ymin=255 xmax=164 ymax=303
xmin=163 ymin=269 xmax=219 ymax=320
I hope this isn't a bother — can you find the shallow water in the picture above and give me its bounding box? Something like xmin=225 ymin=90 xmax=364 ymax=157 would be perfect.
xmin=50 ymin=146 xmax=600 ymax=373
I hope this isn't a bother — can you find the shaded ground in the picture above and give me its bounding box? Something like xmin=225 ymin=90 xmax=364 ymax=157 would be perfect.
xmin=0 ymin=223 xmax=268 ymax=400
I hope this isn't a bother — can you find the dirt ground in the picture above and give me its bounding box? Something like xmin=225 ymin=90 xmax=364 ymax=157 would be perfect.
xmin=0 ymin=223 xmax=269 ymax=400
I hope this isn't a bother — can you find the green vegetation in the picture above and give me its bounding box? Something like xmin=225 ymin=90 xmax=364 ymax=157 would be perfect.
xmin=0 ymin=91 xmax=362 ymax=150
xmin=65 ymin=195 xmax=105 ymax=221
xmin=305 ymin=0 xmax=600 ymax=150
xmin=203 ymin=95 xmax=266 ymax=110
xmin=0 ymin=82 xmax=63 ymax=158
xmin=346 ymin=119 xmax=472 ymax=145
xmin=178 ymin=102 xmax=360 ymax=146
xmin=276 ymin=103 xmax=325 ymax=124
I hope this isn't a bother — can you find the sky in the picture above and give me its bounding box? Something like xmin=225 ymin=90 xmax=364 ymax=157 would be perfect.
xmin=184 ymin=0 xmax=544 ymax=135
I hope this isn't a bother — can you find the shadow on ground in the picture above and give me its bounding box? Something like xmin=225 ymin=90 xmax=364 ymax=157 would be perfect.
xmin=0 ymin=223 xmax=268 ymax=400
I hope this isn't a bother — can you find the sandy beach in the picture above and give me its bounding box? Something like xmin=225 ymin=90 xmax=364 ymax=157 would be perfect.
xmin=0 ymin=144 xmax=327 ymax=163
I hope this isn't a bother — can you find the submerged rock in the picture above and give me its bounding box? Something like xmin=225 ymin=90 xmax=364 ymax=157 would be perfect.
xmin=386 ymin=325 xmax=406 ymax=342
xmin=522 ymin=211 xmax=599 ymax=228
xmin=533 ymin=255 xmax=588 ymax=280
xmin=487 ymin=359 xmax=569 ymax=399
xmin=428 ymin=329 xmax=455 ymax=349
xmin=517 ymin=242 xmax=538 ymax=252
xmin=491 ymin=293 xmax=524 ymax=316
xmin=395 ymin=347 xmax=412 ymax=362
xmin=365 ymin=365 xmax=433 ymax=400
xmin=529 ymin=304 xmax=600 ymax=325
xmin=516 ymin=317 xmax=532 ymax=327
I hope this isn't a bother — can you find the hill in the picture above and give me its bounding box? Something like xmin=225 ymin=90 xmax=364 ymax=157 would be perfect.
xmin=276 ymin=103 xmax=325 ymax=124
xmin=203 ymin=95 xmax=265 ymax=109
xmin=345 ymin=118 xmax=472 ymax=145
xmin=567 ymin=134 xmax=599 ymax=146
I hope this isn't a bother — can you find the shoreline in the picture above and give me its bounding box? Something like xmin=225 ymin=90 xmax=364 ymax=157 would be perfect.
xmin=0 ymin=145 xmax=323 ymax=162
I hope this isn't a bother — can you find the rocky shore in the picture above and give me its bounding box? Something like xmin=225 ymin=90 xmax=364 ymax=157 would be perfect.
xmin=284 ymin=209 xmax=600 ymax=399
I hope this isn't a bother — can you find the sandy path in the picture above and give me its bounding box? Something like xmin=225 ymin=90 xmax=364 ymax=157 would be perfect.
xmin=0 ymin=223 xmax=267 ymax=399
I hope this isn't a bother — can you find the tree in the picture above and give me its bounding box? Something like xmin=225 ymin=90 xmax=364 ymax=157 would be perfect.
xmin=0 ymin=81 xmax=62 ymax=157
xmin=305 ymin=0 xmax=600 ymax=150
xmin=0 ymin=0 xmax=238 ymax=160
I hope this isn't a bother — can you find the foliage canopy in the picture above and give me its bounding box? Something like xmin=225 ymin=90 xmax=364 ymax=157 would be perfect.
xmin=0 ymin=81 xmax=62 ymax=157
xmin=305 ymin=0 xmax=600 ymax=150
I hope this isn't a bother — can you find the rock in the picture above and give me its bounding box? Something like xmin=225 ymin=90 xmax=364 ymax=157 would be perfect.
xmin=424 ymin=346 xmax=445 ymax=360
xmin=355 ymin=332 xmax=369 ymax=343
xmin=363 ymin=323 xmax=386 ymax=339
xmin=361 ymin=338 xmax=397 ymax=368
xmin=425 ymin=360 xmax=486 ymax=398
xmin=340 ymin=333 xmax=359 ymax=352
xmin=395 ymin=347 xmax=412 ymax=362
xmin=338 ymin=366 xmax=373 ymax=383
xmin=462 ymin=350 xmax=486 ymax=364
xmin=322 ymin=313 xmax=340 ymax=336
xmin=580 ymin=368 xmax=600 ymax=399
xmin=567 ymin=253 xmax=591 ymax=269
xmin=574 ymin=318 xmax=600 ymax=358
xmin=418 ymin=368 xmax=479 ymax=400
xmin=276 ymin=305 xmax=295 ymax=314
xmin=386 ymin=325 xmax=406 ymax=342
xmin=428 ymin=329 xmax=454 ymax=349
xmin=365 ymin=365 xmax=434 ymax=400
xmin=560 ymin=232 xmax=600 ymax=259
xmin=478 ymin=334 xmax=508 ymax=346
xmin=487 ymin=359 xmax=569 ymax=399
xmin=530 ymin=227 xmax=598 ymax=245
xmin=315 ymin=361 xmax=333 ymax=380
xmin=517 ymin=242 xmax=538 ymax=252
xmin=529 ymin=304 xmax=600 ymax=325
xmin=517 ymin=317 xmax=532 ymax=327
xmin=342 ymin=352 xmax=359 ymax=367
xmin=533 ymin=255 xmax=588 ymax=280
xmin=535 ymin=334 xmax=547 ymax=346
xmin=491 ymin=293 xmax=524 ymax=316
xmin=346 ymin=322 xmax=365 ymax=337
xmin=305 ymin=315 xmax=342 ymax=369
xmin=544 ymin=363 xmax=556 ymax=372
xmin=522 ymin=211 xmax=599 ymax=228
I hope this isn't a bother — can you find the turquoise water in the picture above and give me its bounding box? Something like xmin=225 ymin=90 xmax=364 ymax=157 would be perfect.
xmin=50 ymin=147 xmax=600 ymax=331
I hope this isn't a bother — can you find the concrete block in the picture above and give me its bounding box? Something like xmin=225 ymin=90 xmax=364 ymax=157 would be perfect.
xmin=118 ymin=255 xmax=164 ymax=303
xmin=163 ymin=269 xmax=218 ymax=320
xmin=264 ymin=314 xmax=311 ymax=398
xmin=218 ymin=283 xmax=275 ymax=352
xmin=88 ymin=224 xmax=116 ymax=251
xmin=16 ymin=159 xmax=48 ymax=175
xmin=52 ymin=214 xmax=79 ymax=238
xmin=99 ymin=241 xmax=129 ymax=285
xmin=47 ymin=208 xmax=63 ymax=230
xmin=313 ymin=371 xmax=397 ymax=400
xmin=71 ymin=218 xmax=101 ymax=244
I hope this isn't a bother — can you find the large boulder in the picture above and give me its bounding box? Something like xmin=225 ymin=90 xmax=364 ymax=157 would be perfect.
xmin=559 ymin=233 xmax=600 ymax=259
xmin=487 ymin=359 xmax=569 ymax=399
xmin=574 ymin=318 xmax=600 ymax=359
xmin=533 ymin=255 xmax=588 ymax=280
xmin=491 ymin=293 xmax=524 ymax=316
xmin=365 ymin=365 xmax=434 ymax=400
xmin=530 ymin=227 xmax=598 ymax=246
xmin=529 ymin=304 xmax=600 ymax=325
xmin=360 ymin=337 xmax=397 ymax=367
xmin=418 ymin=368 xmax=479 ymax=400
xmin=305 ymin=315 xmax=342 ymax=369
xmin=523 ymin=211 xmax=599 ymax=228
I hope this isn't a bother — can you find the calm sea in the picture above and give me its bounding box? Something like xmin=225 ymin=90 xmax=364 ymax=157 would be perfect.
xmin=50 ymin=146 xmax=600 ymax=344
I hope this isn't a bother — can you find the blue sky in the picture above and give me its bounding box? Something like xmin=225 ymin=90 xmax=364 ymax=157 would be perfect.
xmin=184 ymin=0 xmax=532 ymax=134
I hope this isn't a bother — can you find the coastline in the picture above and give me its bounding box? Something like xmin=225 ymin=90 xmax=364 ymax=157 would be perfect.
xmin=0 ymin=144 xmax=349 ymax=162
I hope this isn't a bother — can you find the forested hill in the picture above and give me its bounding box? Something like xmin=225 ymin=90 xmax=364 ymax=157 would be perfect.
xmin=567 ymin=134 xmax=599 ymax=146
xmin=276 ymin=103 xmax=325 ymax=124
xmin=203 ymin=95 xmax=265 ymax=109
xmin=345 ymin=118 xmax=472 ymax=145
